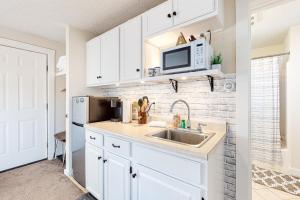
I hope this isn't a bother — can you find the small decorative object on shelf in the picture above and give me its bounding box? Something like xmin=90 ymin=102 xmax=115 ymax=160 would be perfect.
xmin=211 ymin=53 xmax=222 ymax=70
xmin=189 ymin=35 xmax=197 ymax=42
xmin=176 ymin=32 xmax=187 ymax=46
xmin=148 ymin=68 xmax=155 ymax=77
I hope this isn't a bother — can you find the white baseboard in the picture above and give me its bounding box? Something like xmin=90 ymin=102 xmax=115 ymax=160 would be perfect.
xmin=287 ymin=167 xmax=300 ymax=177
xmin=64 ymin=168 xmax=73 ymax=176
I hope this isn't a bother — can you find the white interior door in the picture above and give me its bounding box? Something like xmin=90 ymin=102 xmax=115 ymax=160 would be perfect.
xmin=0 ymin=45 xmax=47 ymax=171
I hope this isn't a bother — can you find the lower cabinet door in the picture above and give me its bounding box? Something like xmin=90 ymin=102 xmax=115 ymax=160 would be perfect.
xmin=104 ymin=152 xmax=131 ymax=200
xmin=85 ymin=143 xmax=103 ymax=199
xmin=132 ymin=164 xmax=204 ymax=200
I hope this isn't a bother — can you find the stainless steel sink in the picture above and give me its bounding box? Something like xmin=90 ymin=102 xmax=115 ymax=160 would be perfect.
xmin=147 ymin=129 xmax=215 ymax=148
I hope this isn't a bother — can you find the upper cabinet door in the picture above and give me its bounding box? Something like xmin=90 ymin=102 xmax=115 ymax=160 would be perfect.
xmin=132 ymin=164 xmax=203 ymax=200
xmin=104 ymin=152 xmax=130 ymax=200
xmin=120 ymin=16 xmax=142 ymax=82
xmin=172 ymin=0 xmax=215 ymax=26
xmin=86 ymin=36 xmax=101 ymax=86
xmin=142 ymin=1 xmax=173 ymax=37
xmin=100 ymin=27 xmax=120 ymax=84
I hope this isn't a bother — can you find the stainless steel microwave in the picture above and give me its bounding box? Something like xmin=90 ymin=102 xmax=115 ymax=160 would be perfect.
xmin=161 ymin=38 xmax=212 ymax=74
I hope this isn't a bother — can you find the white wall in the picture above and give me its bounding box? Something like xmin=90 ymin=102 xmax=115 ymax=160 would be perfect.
xmin=65 ymin=26 xmax=99 ymax=175
xmin=0 ymin=26 xmax=65 ymax=64
xmin=212 ymin=0 xmax=236 ymax=74
xmin=285 ymin=25 xmax=300 ymax=176
xmin=251 ymin=44 xmax=285 ymax=58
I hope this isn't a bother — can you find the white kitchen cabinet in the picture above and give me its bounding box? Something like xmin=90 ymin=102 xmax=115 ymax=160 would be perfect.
xmin=143 ymin=0 xmax=223 ymax=37
xmin=132 ymin=164 xmax=203 ymax=200
xmin=142 ymin=1 xmax=173 ymax=37
xmin=120 ymin=16 xmax=142 ymax=82
xmin=85 ymin=143 xmax=104 ymax=199
xmin=86 ymin=36 xmax=101 ymax=86
xmin=100 ymin=27 xmax=120 ymax=84
xmin=104 ymin=152 xmax=130 ymax=200
xmin=172 ymin=0 xmax=215 ymax=26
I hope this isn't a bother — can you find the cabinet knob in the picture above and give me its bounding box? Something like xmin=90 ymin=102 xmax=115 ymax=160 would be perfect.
xmin=201 ymin=198 xmax=205 ymax=200
xmin=103 ymin=159 xmax=108 ymax=163
xmin=167 ymin=13 xmax=172 ymax=18
xmin=132 ymin=173 xmax=137 ymax=178
xmin=172 ymin=11 xmax=177 ymax=16
xmin=96 ymin=76 xmax=102 ymax=79
xmin=136 ymin=68 xmax=140 ymax=72
xmin=98 ymin=156 xmax=102 ymax=160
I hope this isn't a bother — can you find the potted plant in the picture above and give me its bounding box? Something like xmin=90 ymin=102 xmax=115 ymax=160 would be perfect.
xmin=211 ymin=53 xmax=222 ymax=70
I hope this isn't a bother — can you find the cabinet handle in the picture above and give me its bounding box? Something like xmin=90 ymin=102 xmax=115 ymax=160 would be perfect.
xmin=103 ymin=159 xmax=108 ymax=163
xmin=98 ymin=156 xmax=102 ymax=160
xmin=112 ymin=144 xmax=120 ymax=148
xmin=172 ymin=11 xmax=177 ymax=16
xmin=136 ymin=68 xmax=140 ymax=72
xmin=167 ymin=13 xmax=172 ymax=18
xmin=132 ymin=173 xmax=137 ymax=178
xmin=90 ymin=136 xmax=96 ymax=140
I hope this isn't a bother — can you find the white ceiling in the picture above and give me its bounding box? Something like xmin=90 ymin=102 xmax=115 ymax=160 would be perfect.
xmin=251 ymin=0 xmax=300 ymax=48
xmin=0 ymin=0 xmax=166 ymax=43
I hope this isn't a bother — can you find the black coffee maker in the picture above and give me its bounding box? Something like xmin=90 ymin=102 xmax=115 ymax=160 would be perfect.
xmin=109 ymin=98 xmax=123 ymax=122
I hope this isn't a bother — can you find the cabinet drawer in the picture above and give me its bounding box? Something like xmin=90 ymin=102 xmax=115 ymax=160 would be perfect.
xmin=86 ymin=130 xmax=103 ymax=148
xmin=132 ymin=144 xmax=205 ymax=186
xmin=104 ymin=136 xmax=131 ymax=157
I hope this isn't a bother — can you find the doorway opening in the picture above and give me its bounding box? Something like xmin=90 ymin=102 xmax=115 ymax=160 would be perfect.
xmin=251 ymin=1 xmax=300 ymax=199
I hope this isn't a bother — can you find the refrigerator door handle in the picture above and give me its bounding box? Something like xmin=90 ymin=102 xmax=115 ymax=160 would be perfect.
xmin=72 ymin=122 xmax=84 ymax=127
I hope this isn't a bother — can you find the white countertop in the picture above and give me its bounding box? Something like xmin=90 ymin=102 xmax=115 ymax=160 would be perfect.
xmin=85 ymin=120 xmax=226 ymax=160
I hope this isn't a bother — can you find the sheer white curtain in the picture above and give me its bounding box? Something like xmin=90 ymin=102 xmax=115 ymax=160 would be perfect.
xmin=251 ymin=56 xmax=282 ymax=163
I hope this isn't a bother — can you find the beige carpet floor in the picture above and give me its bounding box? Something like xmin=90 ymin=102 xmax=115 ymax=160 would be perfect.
xmin=0 ymin=160 xmax=84 ymax=200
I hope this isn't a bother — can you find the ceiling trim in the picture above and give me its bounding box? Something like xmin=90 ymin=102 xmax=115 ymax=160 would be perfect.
xmin=251 ymin=0 xmax=295 ymax=13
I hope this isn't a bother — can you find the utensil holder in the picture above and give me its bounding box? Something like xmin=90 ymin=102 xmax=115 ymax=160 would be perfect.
xmin=138 ymin=111 xmax=147 ymax=124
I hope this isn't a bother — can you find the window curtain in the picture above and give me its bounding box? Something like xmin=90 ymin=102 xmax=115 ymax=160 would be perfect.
xmin=251 ymin=56 xmax=282 ymax=163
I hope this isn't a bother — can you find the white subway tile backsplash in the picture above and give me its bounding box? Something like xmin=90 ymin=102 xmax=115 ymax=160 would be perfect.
xmin=97 ymin=74 xmax=237 ymax=200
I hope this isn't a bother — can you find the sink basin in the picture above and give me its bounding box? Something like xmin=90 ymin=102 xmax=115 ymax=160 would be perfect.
xmin=147 ymin=129 xmax=215 ymax=148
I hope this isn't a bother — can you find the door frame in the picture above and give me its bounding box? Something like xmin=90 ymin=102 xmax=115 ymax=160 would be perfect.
xmin=236 ymin=0 xmax=251 ymax=200
xmin=0 ymin=37 xmax=56 ymax=160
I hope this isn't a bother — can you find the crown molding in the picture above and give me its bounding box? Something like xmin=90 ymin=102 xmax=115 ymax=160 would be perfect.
xmin=251 ymin=0 xmax=294 ymax=12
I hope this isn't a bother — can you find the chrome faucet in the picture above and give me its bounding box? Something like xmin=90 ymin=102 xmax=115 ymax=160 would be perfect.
xmin=170 ymin=100 xmax=191 ymax=129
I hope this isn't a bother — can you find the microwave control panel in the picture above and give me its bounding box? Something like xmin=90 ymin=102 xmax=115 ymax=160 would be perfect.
xmin=193 ymin=39 xmax=211 ymax=70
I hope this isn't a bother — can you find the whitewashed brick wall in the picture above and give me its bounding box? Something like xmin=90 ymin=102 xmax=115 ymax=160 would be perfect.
xmin=97 ymin=74 xmax=236 ymax=200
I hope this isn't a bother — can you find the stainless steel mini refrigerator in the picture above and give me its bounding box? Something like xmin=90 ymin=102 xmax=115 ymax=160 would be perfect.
xmin=71 ymin=96 xmax=122 ymax=187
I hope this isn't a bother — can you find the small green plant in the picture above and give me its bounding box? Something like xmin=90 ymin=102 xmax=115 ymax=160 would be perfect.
xmin=211 ymin=53 xmax=223 ymax=65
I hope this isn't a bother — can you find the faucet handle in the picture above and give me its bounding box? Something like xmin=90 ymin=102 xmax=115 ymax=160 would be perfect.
xmin=197 ymin=123 xmax=207 ymax=132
